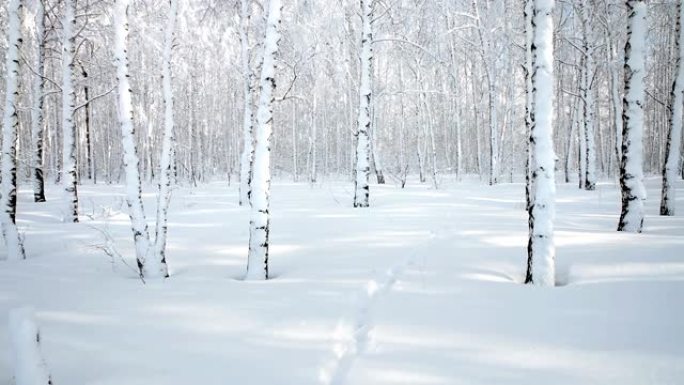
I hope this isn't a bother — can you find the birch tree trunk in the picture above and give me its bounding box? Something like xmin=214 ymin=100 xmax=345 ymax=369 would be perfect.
xmin=660 ymin=0 xmax=684 ymax=216
xmin=577 ymin=57 xmax=587 ymax=189
xmin=524 ymin=0 xmax=533 ymax=210
xmin=579 ymin=1 xmax=597 ymax=190
xmin=82 ymin=66 xmax=94 ymax=182
xmin=607 ymin=38 xmax=623 ymax=173
xmin=0 ymin=0 xmax=27 ymax=261
xmin=618 ymin=0 xmax=647 ymax=233
xmin=353 ymin=0 xmax=373 ymax=208
xmin=526 ymin=0 xmax=556 ymax=287
xmin=239 ymin=0 xmax=254 ymax=206
xmin=114 ymin=0 xmax=163 ymax=278
xmin=31 ymin=0 xmax=47 ymax=203
xmin=62 ymin=0 xmax=79 ymax=222
xmin=152 ymin=0 xmax=178 ymax=275
xmin=472 ymin=0 xmax=498 ymax=186
xmin=369 ymin=97 xmax=385 ymax=184
xmin=246 ymin=0 xmax=283 ymax=280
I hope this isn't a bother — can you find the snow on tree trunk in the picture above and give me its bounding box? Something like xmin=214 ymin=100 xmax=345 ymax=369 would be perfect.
xmin=61 ymin=0 xmax=79 ymax=223
xmin=239 ymin=0 xmax=255 ymax=207
xmin=31 ymin=0 xmax=47 ymax=203
xmin=246 ymin=0 xmax=282 ymax=280
xmin=579 ymin=1 xmax=596 ymax=191
xmin=8 ymin=308 xmax=52 ymax=385
xmin=114 ymin=0 xmax=161 ymax=278
xmin=152 ymin=0 xmax=178 ymax=275
xmin=660 ymin=0 xmax=684 ymax=216
xmin=354 ymin=0 xmax=373 ymax=208
xmin=618 ymin=0 xmax=647 ymax=233
xmin=526 ymin=0 xmax=556 ymax=287
xmin=1 ymin=0 xmax=27 ymax=261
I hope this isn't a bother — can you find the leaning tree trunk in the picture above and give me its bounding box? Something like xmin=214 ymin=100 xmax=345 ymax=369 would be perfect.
xmin=0 ymin=0 xmax=27 ymax=261
xmin=246 ymin=0 xmax=283 ymax=280
xmin=31 ymin=0 xmax=47 ymax=203
xmin=62 ymin=0 xmax=79 ymax=223
xmin=525 ymin=0 xmax=556 ymax=287
xmin=618 ymin=0 xmax=647 ymax=233
xmin=114 ymin=0 xmax=164 ymax=278
xmin=660 ymin=0 xmax=684 ymax=216
xmin=152 ymin=0 xmax=179 ymax=275
xmin=353 ymin=0 xmax=373 ymax=208
xmin=239 ymin=0 xmax=255 ymax=206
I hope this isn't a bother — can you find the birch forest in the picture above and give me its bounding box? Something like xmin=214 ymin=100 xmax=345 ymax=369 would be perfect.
xmin=0 ymin=0 xmax=678 ymax=196
xmin=1 ymin=0 xmax=683 ymax=384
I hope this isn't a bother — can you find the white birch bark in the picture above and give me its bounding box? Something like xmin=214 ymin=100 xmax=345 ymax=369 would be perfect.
xmin=423 ymin=93 xmax=439 ymax=189
xmin=526 ymin=0 xmax=556 ymax=287
xmin=62 ymin=0 xmax=79 ymax=222
xmin=472 ymin=0 xmax=498 ymax=186
xmin=9 ymin=308 xmax=52 ymax=385
xmin=0 ymin=0 xmax=27 ymax=261
xmin=246 ymin=0 xmax=283 ymax=280
xmin=114 ymin=0 xmax=161 ymax=278
xmin=660 ymin=0 xmax=684 ymax=216
xmin=354 ymin=0 xmax=373 ymax=208
xmin=608 ymin=38 xmax=623 ymax=173
xmin=579 ymin=1 xmax=596 ymax=190
xmin=577 ymin=66 xmax=587 ymax=189
xmin=618 ymin=0 xmax=647 ymax=233
xmin=31 ymin=0 xmax=46 ymax=203
xmin=239 ymin=0 xmax=255 ymax=206
xmin=152 ymin=0 xmax=178 ymax=276
xmin=524 ymin=0 xmax=533 ymax=210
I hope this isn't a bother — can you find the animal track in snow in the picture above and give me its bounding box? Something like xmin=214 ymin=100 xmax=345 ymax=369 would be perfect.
xmin=319 ymin=231 xmax=437 ymax=385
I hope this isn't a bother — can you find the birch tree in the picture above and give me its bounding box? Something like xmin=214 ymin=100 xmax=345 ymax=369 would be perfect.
xmin=660 ymin=0 xmax=684 ymax=216
xmin=618 ymin=0 xmax=647 ymax=233
xmin=472 ymin=0 xmax=499 ymax=186
xmin=239 ymin=0 xmax=255 ymax=206
xmin=62 ymin=0 xmax=79 ymax=222
xmin=152 ymin=0 xmax=179 ymax=271
xmin=0 ymin=0 xmax=27 ymax=261
xmin=525 ymin=0 xmax=556 ymax=287
xmin=114 ymin=0 xmax=168 ymax=279
xmin=354 ymin=0 xmax=373 ymax=208
xmin=246 ymin=0 xmax=283 ymax=280
xmin=30 ymin=0 xmax=47 ymax=203
xmin=578 ymin=0 xmax=596 ymax=190
xmin=524 ymin=0 xmax=533 ymax=211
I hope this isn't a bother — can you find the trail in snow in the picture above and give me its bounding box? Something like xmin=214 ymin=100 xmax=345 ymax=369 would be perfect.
xmin=319 ymin=231 xmax=438 ymax=385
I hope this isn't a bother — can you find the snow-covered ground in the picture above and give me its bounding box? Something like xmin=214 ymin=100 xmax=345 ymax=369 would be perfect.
xmin=1 ymin=177 xmax=683 ymax=384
